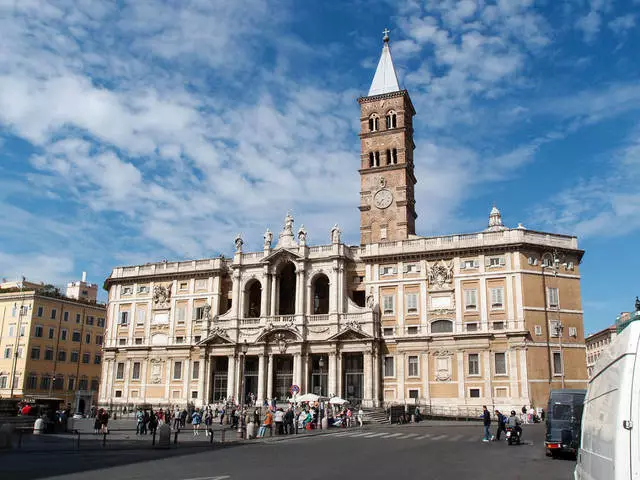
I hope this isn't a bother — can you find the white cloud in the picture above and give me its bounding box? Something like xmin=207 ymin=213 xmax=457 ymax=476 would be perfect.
xmin=576 ymin=11 xmax=602 ymax=42
xmin=608 ymin=14 xmax=636 ymax=34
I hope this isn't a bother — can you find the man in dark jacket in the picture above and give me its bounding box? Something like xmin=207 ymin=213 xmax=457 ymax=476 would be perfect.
xmin=482 ymin=405 xmax=492 ymax=442
xmin=494 ymin=410 xmax=506 ymax=441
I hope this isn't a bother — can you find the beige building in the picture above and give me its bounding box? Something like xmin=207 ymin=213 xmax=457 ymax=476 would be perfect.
xmin=585 ymin=325 xmax=617 ymax=379
xmin=100 ymin=34 xmax=587 ymax=413
xmin=0 ymin=278 xmax=106 ymax=413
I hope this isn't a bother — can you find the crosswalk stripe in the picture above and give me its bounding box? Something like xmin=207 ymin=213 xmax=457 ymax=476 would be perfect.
xmin=415 ymin=434 xmax=431 ymax=440
xmin=397 ymin=433 xmax=419 ymax=439
xmin=381 ymin=433 xmax=403 ymax=438
xmin=430 ymin=434 xmax=447 ymax=441
xmin=363 ymin=432 xmax=387 ymax=438
xmin=449 ymin=434 xmax=463 ymax=442
xmin=349 ymin=432 xmax=371 ymax=437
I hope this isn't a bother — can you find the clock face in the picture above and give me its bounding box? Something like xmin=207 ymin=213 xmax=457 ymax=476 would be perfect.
xmin=374 ymin=189 xmax=393 ymax=209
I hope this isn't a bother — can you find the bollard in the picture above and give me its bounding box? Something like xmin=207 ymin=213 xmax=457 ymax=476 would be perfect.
xmin=157 ymin=424 xmax=171 ymax=449
xmin=33 ymin=418 xmax=44 ymax=435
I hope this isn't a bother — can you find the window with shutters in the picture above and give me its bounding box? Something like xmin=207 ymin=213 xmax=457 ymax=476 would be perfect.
xmin=31 ymin=347 xmax=40 ymax=360
xmin=406 ymin=293 xmax=418 ymax=314
xmin=48 ymin=327 xmax=55 ymax=339
xmin=404 ymin=263 xmax=420 ymax=274
xmin=72 ymin=330 xmax=81 ymax=342
xmin=45 ymin=348 xmax=54 ymax=360
xmin=136 ymin=309 xmax=146 ymax=326
xmin=132 ymin=362 xmax=141 ymax=380
xmin=116 ymin=362 xmax=125 ymax=380
xmin=61 ymin=329 xmax=68 ymax=341
xmin=382 ymin=295 xmax=395 ymax=315
xmin=173 ymin=361 xmax=183 ymax=380
xmin=122 ymin=286 xmax=133 ymax=295
xmin=176 ymin=305 xmax=186 ymax=324
xmin=487 ymin=256 xmax=505 ymax=268
xmin=58 ymin=350 xmax=66 ymax=362
xmin=464 ymin=289 xmax=478 ymax=310
xmin=468 ymin=353 xmax=480 ymax=376
xmin=460 ymin=259 xmax=479 ymax=270
xmin=494 ymin=352 xmax=507 ymax=375
xmin=490 ymin=287 xmax=504 ymax=309
xmin=380 ymin=265 xmax=396 ymax=276
xmin=195 ymin=306 xmax=206 ymax=320
xmin=70 ymin=351 xmax=79 ymax=362
xmin=547 ymin=287 xmax=559 ymax=309
xmin=3 ymin=347 xmax=11 ymax=359
xmin=120 ymin=311 xmax=129 ymax=326
xmin=408 ymin=356 xmax=419 ymax=377
xmin=553 ymin=352 xmax=563 ymax=375
xmin=82 ymin=352 xmax=90 ymax=364
xmin=384 ymin=356 xmax=395 ymax=377
xmin=192 ymin=361 xmax=200 ymax=380
xmin=35 ymin=325 xmax=43 ymax=337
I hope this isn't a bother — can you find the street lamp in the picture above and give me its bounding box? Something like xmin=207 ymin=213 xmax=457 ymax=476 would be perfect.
xmin=318 ymin=356 xmax=325 ymax=430
xmin=541 ymin=254 xmax=559 ymax=385
xmin=237 ymin=340 xmax=249 ymax=439
xmin=555 ymin=323 xmax=566 ymax=389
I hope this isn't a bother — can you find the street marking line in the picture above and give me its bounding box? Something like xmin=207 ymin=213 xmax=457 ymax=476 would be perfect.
xmin=182 ymin=476 xmax=230 ymax=480
xmin=349 ymin=432 xmax=372 ymax=437
xmin=430 ymin=434 xmax=447 ymax=441
xmin=415 ymin=434 xmax=432 ymax=440
xmin=397 ymin=433 xmax=419 ymax=439
xmin=448 ymin=434 xmax=463 ymax=442
xmin=363 ymin=432 xmax=387 ymax=438
xmin=381 ymin=433 xmax=403 ymax=438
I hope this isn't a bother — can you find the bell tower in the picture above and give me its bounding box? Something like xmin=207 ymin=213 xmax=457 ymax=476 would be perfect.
xmin=358 ymin=30 xmax=417 ymax=245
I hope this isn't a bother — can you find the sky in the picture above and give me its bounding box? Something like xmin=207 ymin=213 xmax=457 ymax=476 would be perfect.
xmin=0 ymin=0 xmax=639 ymax=334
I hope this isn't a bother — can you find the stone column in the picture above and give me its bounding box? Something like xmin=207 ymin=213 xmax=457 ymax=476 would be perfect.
xmin=266 ymin=354 xmax=274 ymax=400
xmin=211 ymin=276 xmax=221 ymax=318
xmin=483 ymin=351 xmax=492 ymax=404
xmin=422 ymin=354 xmax=430 ymax=405
xmin=336 ymin=352 xmax=343 ymax=398
xmin=457 ymin=351 xmax=465 ymax=403
xmin=204 ymin=356 xmax=213 ymax=404
xmin=364 ymin=349 xmax=373 ymax=406
xmin=479 ymin=277 xmax=488 ymax=331
xmin=140 ymin=360 xmax=148 ymax=402
xmin=227 ymin=354 xmax=236 ymax=400
xmin=197 ymin=355 xmax=206 ymax=406
xmin=232 ymin=273 xmax=242 ymax=319
xmin=257 ymin=354 xmax=265 ymax=404
xmin=182 ymin=358 xmax=191 ymax=403
xmin=372 ymin=350 xmax=380 ymax=407
xmin=328 ymin=352 xmax=337 ymax=396
xmin=509 ymin=348 xmax=519 ymax=403
xmin=397 ymin=353 xmax=405 ymax=402
xmin=164 ymin=360 xmax=172 ymax=401
xmin=295 ymin=270 xmax=305 ymax=317
xmin=260 ymin=274 xmax=269 ymax=318
xmin=123 ymin=360 xmax=131 ymax=400
xmin=300 ymin=352 xmax=308 ymax=393
xmin=306 ymin=283 xmax=313 ymax=315
xmin=329 ymin=266 xmax=338 ymax=314
xmin=293 ymin=352 xmax=302 ymax=389
xmin=270 ymin=275 xmax=277 ymax=316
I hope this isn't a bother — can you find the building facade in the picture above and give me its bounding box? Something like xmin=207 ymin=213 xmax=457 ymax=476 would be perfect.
xmin=100 ymin=34 xmax=588 ymax=413
xmin=0 ymin=278 xmax=106 ymax=412
xmin=585 ymin=325 xmax=617 ymax=379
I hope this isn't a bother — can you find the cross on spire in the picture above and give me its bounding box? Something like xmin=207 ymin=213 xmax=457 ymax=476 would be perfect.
xmin=383 ymin=28 xmax=390 ymax=42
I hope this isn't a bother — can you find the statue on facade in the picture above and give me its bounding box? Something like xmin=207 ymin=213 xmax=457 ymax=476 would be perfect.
xmin=331 ymin=224 xmax=341 ymax=244
xmin=298 ymin=225 xmax=307 ymax=246
xmin=636 ymin=296 xmax=640 ymax=312
xmin=203 ymin=303 xmax=211 ymax=321
xmin=427 ymin=260 xmax=454 ymax=289
xmin=234 ymin=233 xmax=243 ymax=253
xmin=153 ymin=284 xmax=171 ymax=307
xmin=263 ymin=228 xmax=273 ymax=249
xmin=284 ymin=211 xmax=294 ymax=235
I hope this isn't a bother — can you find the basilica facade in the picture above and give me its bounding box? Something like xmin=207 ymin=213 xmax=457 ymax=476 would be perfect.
xmin=99 ymin=35 xmax=587 ymax=412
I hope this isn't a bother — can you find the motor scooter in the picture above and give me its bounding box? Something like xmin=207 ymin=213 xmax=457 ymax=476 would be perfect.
xmin=506 ymin=426 xmax=522 ymax=445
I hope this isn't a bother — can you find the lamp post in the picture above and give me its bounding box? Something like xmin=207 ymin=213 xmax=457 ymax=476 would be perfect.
xmin=237 ymin=340 xmax=249 ymax=439
xmin=541 ymin=255 xmax=558 ymax=385
xmin=555 ymin=323 xmax=566 ymax=389
xmin=318 ymin=356 xmax=324 ymax=429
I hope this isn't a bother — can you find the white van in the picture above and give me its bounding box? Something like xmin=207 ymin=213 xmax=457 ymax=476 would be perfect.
xmin=575 ymin=320 xmax=640 ymax=480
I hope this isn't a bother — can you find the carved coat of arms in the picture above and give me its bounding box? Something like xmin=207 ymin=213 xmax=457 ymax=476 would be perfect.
xmin=153 ymin=284 xmax=171 ymax=308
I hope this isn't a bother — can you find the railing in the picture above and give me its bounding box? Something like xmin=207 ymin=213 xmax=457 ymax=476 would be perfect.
xmin=241 ymin=252 xmax=264 ymax=262
xmin=240 ymin=318 xmax=261 ymax=326
xmin=110 ymin=258 xmax=225 ymax=279
xmin=308 ymin=314 xmax=329 ymax=322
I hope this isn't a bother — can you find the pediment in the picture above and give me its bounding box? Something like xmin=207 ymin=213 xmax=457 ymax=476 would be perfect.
xmin=256 ymin=326 xmax=301 ymax=343
xmin=328 ymin=326 xmax=372 ymax=341
xmin=260 ymin=248 xmax=302 ymax=265
xmin=197 ymin=328 xmax=235 ymax=346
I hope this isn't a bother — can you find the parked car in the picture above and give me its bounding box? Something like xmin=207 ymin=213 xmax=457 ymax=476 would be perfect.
xmin=575 ymin=320 xmax=640 ymax=480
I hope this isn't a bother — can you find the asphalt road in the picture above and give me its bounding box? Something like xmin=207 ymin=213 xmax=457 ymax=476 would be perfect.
xmin=1 ymin=422 xmax=575 ymax=480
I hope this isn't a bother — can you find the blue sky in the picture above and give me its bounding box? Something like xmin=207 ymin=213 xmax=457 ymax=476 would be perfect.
xmin=1 ymin=0 xmax=639 ymax=334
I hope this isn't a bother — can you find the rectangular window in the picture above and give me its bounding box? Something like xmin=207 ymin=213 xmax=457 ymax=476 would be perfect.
xmin=384 ymin=356 xmax=395 ymax=377
xmin=494 ymin=353 xmax=507 ymax=375
xmin=95 ymin=335 xmax=103 ymax=345
xmin=490 ymin=287 xmax=504 ymax=309
xmin=35 ymin=325 xmax=43 ymax=337
xmin=464 ymin=289 xmax=478 ymax=310
xmin=72 ymin=330 xmax=81 ymax=342
xmin=17 ymin=346 xmax=23 ymax=358
xmin=70 ymin=351 xmax=79 ymax=362
xmin=8 ymin=325 xmax=15 ymax=337
xmin=115 ymin=390 xmax=122 ymax=398
xmin=468 ymin=353 xmax=480 ymax=376
xmin=192 ymin=390 xmax=198 ymax=399
xmin=136 ymin=309 xmax=146 ymax=326
xmin=382 ymin=295 xmax=395 ymax=315
xmin=40 ymin=376 xmax=51 ymax=390
xmin=135 ymin=337 xmax=143 ymax=345
xmin=19 ymin=325 xmax=25 ymax=336
xmin=534 ymin=325 xmax=542 ymax=336
xmin=179 ymin=281 xmax=189 ymax=290
xmin=404 ymin=263 xmax=420 ymax=273
xmin=63 ymin=311 xmax=69 ymax=322
xmin=31 ymin=347 xmax=40 ymax=360
xmin=547 ymin=287 xmax=559 ymax=309
xmin=138 ymin=285 xmax=149 ymax=294
xmin=119 ymin=338 xmax=127 ymax=345
xmin=0 ymin=376 xmax=7 ymax=388
xmin=85 ymin=333 xmax=91 ymax=344
xmin=116 ymin=362 xmax=125 ymax=379
xmin=407 ymin=326 xmax=418 ymax=335
xmin=469 ymin=388 xmax=481 ymax=398
xmin=176 ymin=306 xmax=186 ymax=324
xmin=406 ymin=293 xmax=418 ymax=314
xmin=173 ymin=361 xmax=183 ymax=380
xmin=569 ymin=327 xmax=577 ymax=337
xmin=461 ymin=259 xmax=479 ymax=270
xmin=61 ymin=329 xmax=68 ymax=341
xmin=27 ymin=375 xmax=37 ymax=389
xmin=50 ymin=308 xmax=57 ymax=319
xmin=120 ymin=311 xmax=129 ymax=326
xmin=488 ymin=256 xmax=505 ymax=267
xmin=4 ymin=347 xmax=12 ymax=359
xmin=82 ymin=352 xmax=90 ymax=364
xmin=79 ymin=378 xmax=88 ymax=390
xmin=45 ymin=348 xmax=54 ymax=360
xmin=408 ymin=356 xmax=419 ymax=377
xmin=131 ymin=390 xmax=139 ymax=398
xmin=76 ymin=313 xmax=81 ymax=323
xmin=409 ymin=389 xmax=419 ymax=399
xmin=94 ymin=354 xmax=101 ymax=365
xmin=68 ymin=377 xmax=75 ymax=391
xmin=86 ymin=316 xmax=94 ymax=325
xmin=495 ymin=387 xmax=508 ymax=398
xmin=132 ymin=362 xmax=141 ymax=380
xmin=379 ymin=265 xmax=397 ymax=276
xmin=175 ymin=336 xmax=184 ymax=344
xmin=58 ymin=350 xmax=66 ymax=362
xmin=195 ymin=306 xmax=205 ymax=320
xmin=48 ymin=327 xmax=55 ymax=339
xmin=195 ymin=279 xmax=207 ymax=290
xmin=550 ymin=320 xmax=562 ymax=337
xmin=383 ymin=327 xmax=394 ymax=337
xmin=194 ymin=336 xmax=201 ymax=343
xmin=122 ymin=286 xmax=133 ymax=295
xmin=97 ymin=317 xmax=105 ymax=327
xmin=492 ymin=321 xmax=505 ymax=330
xmin=37 ymin=306 xmax=43 ymax=317
xmin=553 ymin=352 xmax=563 ymax=375
xmin=465 ymin=322 xmax=478 ymax=332
xmin=192 ymin=361 xmax=200 ymax=380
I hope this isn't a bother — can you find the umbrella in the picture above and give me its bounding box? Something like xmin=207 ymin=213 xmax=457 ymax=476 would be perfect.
xmin=296 ymin=393 xmax=320 ymax=403
xmin=329 ymin=396 xmax=349 ymax=405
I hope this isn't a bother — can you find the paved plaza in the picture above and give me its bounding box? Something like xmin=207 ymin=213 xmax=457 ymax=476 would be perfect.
xmin=0 ymin=422 xmax=575 ymax=480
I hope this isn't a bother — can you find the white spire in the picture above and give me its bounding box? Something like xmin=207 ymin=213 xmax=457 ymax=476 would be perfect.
xmin=368 ymin=29 xmax=400 ymax=97
xmin=486 ymin=205 xmax=507 ymax=232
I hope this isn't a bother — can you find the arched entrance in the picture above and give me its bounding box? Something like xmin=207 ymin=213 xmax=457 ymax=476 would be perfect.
xmin=245 ymin=280 xmax=262 ymax=318
xmin=312 ymin=274 xmax=329 ymax=314
xmin=278 ymin=262 xmax=296 ymax=315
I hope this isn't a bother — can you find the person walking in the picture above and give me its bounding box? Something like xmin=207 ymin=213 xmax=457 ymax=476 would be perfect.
xmin=274 ymin=408 xmax=284 ymax=435
xmin=357 ymin=407 xmax=364 ymax=427
xmin=136 ymin=408 xmax=144 ymax=435
xmin=494 ymin=410 xmax=506 ymax=441
xmin=481 ymin=405 xmax=492 ymax=442
xmin=192 ymin=409 xmax=202 ymax=436
xmin=204 ymin=410 xmax=213 ymax=436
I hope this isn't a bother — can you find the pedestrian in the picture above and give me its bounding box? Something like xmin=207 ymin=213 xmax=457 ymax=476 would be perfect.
xmin=357 ymin=407 xmax=364 ymax=427
xmin=100 ymin=409 xmax=109 ymax=434
xmin=149 ymin=411 xmax=158 ymax=437
xmin=136 ymin=408 xmax=144 ymax=435
xmin=219 ymin=407 xmax=225 ymax=425
xmin=192 ymin=409 xmax=202 ymax=436
xmin=204 ymin=410 xmax=213 ymax=436
xmin=158 ymin=408 xmax=165 ymax=425
xmin=481 ymin=405 xmax=492 ymax=442
xmin=494 ymin=410 xmax=506 ymax=441
xmin=142 ymin=410 xmax=149 ymax=435
xmin=284 ymin=407 xmax=294 ymax=434
xmin=94 ymin=409 xmax=102 ymax=434
xmin=173 ymin=407 xmax=181 ymax=429
xmin=274 ymin=408 xmax=284 ymax=435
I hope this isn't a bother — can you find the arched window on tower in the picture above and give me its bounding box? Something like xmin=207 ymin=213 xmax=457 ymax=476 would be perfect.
xmin=386 ymin=110 xmax=397 ymax=129
xmin=368 ymin=114 xmax=379 ymax=132
xmin=392 ymin=148 xmax=398 ymax=164
xmin=369 ymin=152 xmax=374 ymax=167
xmin=374 ymin=151 xmax=380 ymax=167
xmin=386 ymin=149 xmax=391 ymax=165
